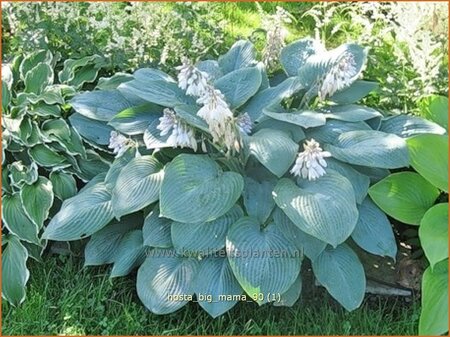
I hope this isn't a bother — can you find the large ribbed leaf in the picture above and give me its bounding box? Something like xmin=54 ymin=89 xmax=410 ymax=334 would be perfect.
xmin=380 ymin=115 xmax=446 ymax=138
xmin=369 ymin=172 xmax=439 ymax=225
xmin=215 ymin=66 xmax=261 ymax=109
xmin=243 ymin=177 xmax=275 ymax=223
xmin=323 ymin=105 xmax=382 ymax=122
xmin=160 ymin=154 xmax=243 ymax=223
xmin=85 ymin=214 xmax=142 ymax=266
xmin=2 ymin=235 xmax=30 ymax=306
xmin=137 ymin=250 xmax=200 ymax=314
xmin=226 ymin=217 xmax=301 ymax=304
xmin=407 ymin=134 xmax=448 ymax=192
xmin=306 ymin=120 xmax=371 ymax=144
xmin=110 ymin=230 xmax=146 ymax=278
xmin=43 ymin=183 xmax=114 ymax=241
xmin=20 ymin=177 xmax=54 ymax=229
xmin=171 ymin=205 xmax=243 ymax=255
xmin=193 ymin=257 xmax=243 ymax=317
xmin=419 ymin=204 xmax=448 ymax=269
xmin=218 ymin=40 xmax=256 ymax=74
xmin=263 ymin=110 xmax=326 ymax=128
xmin=143 ymin=206 xmax=172 ymax=248
xmin=325 ymin=130 xmax=409 ymax=169
xmin=273 ymin=207 xmax=326 ymax=261
xmin=243 ymin=77 xmax=304 ymax=121
xmin=49 ymin=171 xmax=77 ymax=201
xmin=312 ymin=244 xmax=366 ymax=311
xmin=325 ymin=158 xmax=370 ymax=204
xmin=111 ymin=156 xmax=164 ymax=219
xmin=108 ymin=103 xmax=162 ymax=135
xmin=69 ymin=113 xmax=114 ymax=146
xmin=273 ymin=274 xmax=302 ymax=307
xmin=280 ymin=38 xmax=325 ymax=76
xmin=254 ymin=119 xmax=306 ymax=142
xmin=2 ymin=194 xmax=39 ymax=244
xmin=419 ymin=261 xmax=448 ymax=335
xmin=330 ymin=80 xmax=379 ymax=105
xmin=273 ymin=171 xmax=358 ymax=247
xmin=351 ymin=197 xmax=397 ymax=259
xmin=133 ymin=68 xmax=176 ymax=83
xmin=248 ymin=129 xmax=298 ymax=178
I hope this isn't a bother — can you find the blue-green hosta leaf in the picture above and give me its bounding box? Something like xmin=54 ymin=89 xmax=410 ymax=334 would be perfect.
xmin=103 ymin=149 xmax=136 ymax=190
xmin=24 ymin=63 xmax=53 ymax=95
xmin=369 ymin=172 xmax=440 ymax=225
xmin=70 ymin=150 xmax=110 ymax=182
xmin=306 ymin=120 xmax=371 ymax=144
xmin=143 ymin=206 xmax=172 ymax=248
xmin=193 ymin=257 xmax=243 ymax=317
xmin=49 ymin=171 xmax=77 ymax=201
xmin=171 ymin=205 xmax=243 ymax=255
xmin=263 ymin=110 xmax=326 ymax=128
xmin=248 ymin=129 xmax=298 ymax=178
xmin=254 ymin=119 xmax=306 ymax=143
xmin=84 ymin=214 xmax=143 ymax=266
xmin=196 ymin=60 xmax=223 ymax=80
xmin=137 ymin=249 xmax=200 ymax=314
xmin=133 ymin=68 xmax=176 ymax=83
xmin=280 ymin=38 xmax=325 ymax=76
xmin=351 ymin=197 xmax=397 ymax=259
xmin=20 ymin=177 xmax=54 ymax=229
xmin=243 ymin=177 xmax=276 ymax=223
xmin=43 ymin=183 xmax=114 ymax=241
xmin=325 ymin=130 xmax=409 ymax=169
xmin=71 ymin=90 xmax=141 ymax=122
xmin=2 ymin=194 xmax=39 ymax=244
xmin=214 ymin=66 xmax=262 ymax=109
xmin=110 ymin=229 xmax=146 ymax=278
xmin=160 ymin=154 xmax=243 ymax=223
xmin=143 ymin=119 xmax=171 ymax=149
xmin=273 ymin=273 xmax=302 ymax=307
xmin=419 ymin=261 xmax=448 ymax=335
xmin=273 ymin=207 xmax=326 ymax=261
xmin=330 ymin=80 xmax=379 ymax=105
xmin=323 ymin=105 xmax=382 ymax=122
xmin=326 ymin=158 xmax=370 ymax=204
xmin=353 ymin=165 xmax=390 ymax=184
xmin=69 ymin=113 xmax=114 ymax=146
xmin=2 ymin=235 xmax=30 ymax=306
xmin=312 ymin=244 xmax=366 ymax=311
xmin=242 ymin=77 xmax=304 ymax=121
xmin=108 ymin=103 xmax=162 ymax=135
xmin=407 ymin=134 xmax=448 ymax=192
xmin=118 ymin=79 xmax=193 ymax=108
xmin=226 ymin=218 xmax=301 ymax=305
xmin=419 ymin=204 xmax=448 ymax=269
xmin=111 ymin=156 xmax=164 ymax=219
xmin=96 ymin=72 xmax=134 ymax=90
xmin=174 ymin=105 xmax=210 ymax=133
xmin=218 ymin=40 xmax=257 ymax=74
xmin=273 ymin=171 xmax=358 ymax=247
xmin=380 ymin=115 xmax=446 ymax=138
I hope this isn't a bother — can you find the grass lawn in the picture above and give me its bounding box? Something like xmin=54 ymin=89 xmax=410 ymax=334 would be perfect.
xmin=2 ymin=256 xmax=420 ymax=336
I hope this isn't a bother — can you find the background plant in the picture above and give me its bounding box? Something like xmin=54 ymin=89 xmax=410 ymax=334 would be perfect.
xmin=1 ymin=50 xmax=110 ymax=306
xmin=369 ymin=96 xmax=448 ymax=336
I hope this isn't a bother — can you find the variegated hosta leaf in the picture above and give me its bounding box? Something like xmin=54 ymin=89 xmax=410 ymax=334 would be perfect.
xmin=111 ymin=156 xmax=164 ymax=219
xmin=43 ymin=183 xmax=114 ymax=241
xmin=24 ymin=63 xmax=53 ymax=95
xmin=312 ymin=244 xmax=366 ymax=311
xmin=193 ymin=257 xmax=243 ymax=318
xmin=273 ymin=170 xmax=358 ymax=247
xmin=160 ymin=154 xmax=244 ymax=223
xmin=248 ymin=129 xmax=298 ymax=178
xmin=137 ymin=249 xmax=200 ymax=314
xmin=171 ymin=205 xmax=243 ymax=255
xmin=226 ymin=217 xmax=301 ymax=305
xmin=49 ymin=171 xmax=77 ymax=201
xmin=325 ymin=130 xmax=409 ymax=169
xmin=20 ymin=176 xmax=54 ymax=229
xmin=218 ymin=40 xmax=257 ymax=74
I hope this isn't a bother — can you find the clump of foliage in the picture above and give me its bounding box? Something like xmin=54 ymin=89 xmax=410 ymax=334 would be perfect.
xmin=369 ymin=96 xmax=448 ymax=336
xmin=43 ymin=38 xmax=446 ymax=318
xmin=1 ymin=50 xmax=110 ymax=306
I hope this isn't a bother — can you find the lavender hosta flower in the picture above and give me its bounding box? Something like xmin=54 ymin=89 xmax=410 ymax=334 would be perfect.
xmin=290 ymin=139 xmax=331 ymax=181
xmin=157 ymin=108 xmax=177 ymax=136
xmin=176 ymin=58 xmax=209 ymax=97
xmin=109 ymin=131 xmax=135 ymax=158
xmin=261 ymin=6 xmax=290 ymax=69
xmin=236 ymin=113 xmax=252 ymax=135
xmin=318 ymin=52 xmax=357 ymax=100
xmin=166 ymin=123 xmax=198 ymax=152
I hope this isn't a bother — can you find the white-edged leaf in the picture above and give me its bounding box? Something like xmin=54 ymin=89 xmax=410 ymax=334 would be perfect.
xmin=49 ymin=171 xmax=77 ymax=201
xmin=20 ymin=176 xmax=54 ymax=229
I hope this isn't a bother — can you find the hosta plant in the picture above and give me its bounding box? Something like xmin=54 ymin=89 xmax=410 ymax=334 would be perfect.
xmin=1 ymin=50 xmax=110 ymax=306
xmin=369 ymin=96 xmax=448 ymax=336
xmin=44 ymin=39 xmax=446 ymax=317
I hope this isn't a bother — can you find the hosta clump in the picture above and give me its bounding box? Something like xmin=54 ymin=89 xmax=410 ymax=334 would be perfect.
xmin=1 ymin=50 xmax=109 ymax=306
xmin=45 ymin=39 xmax=446 ymax=317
